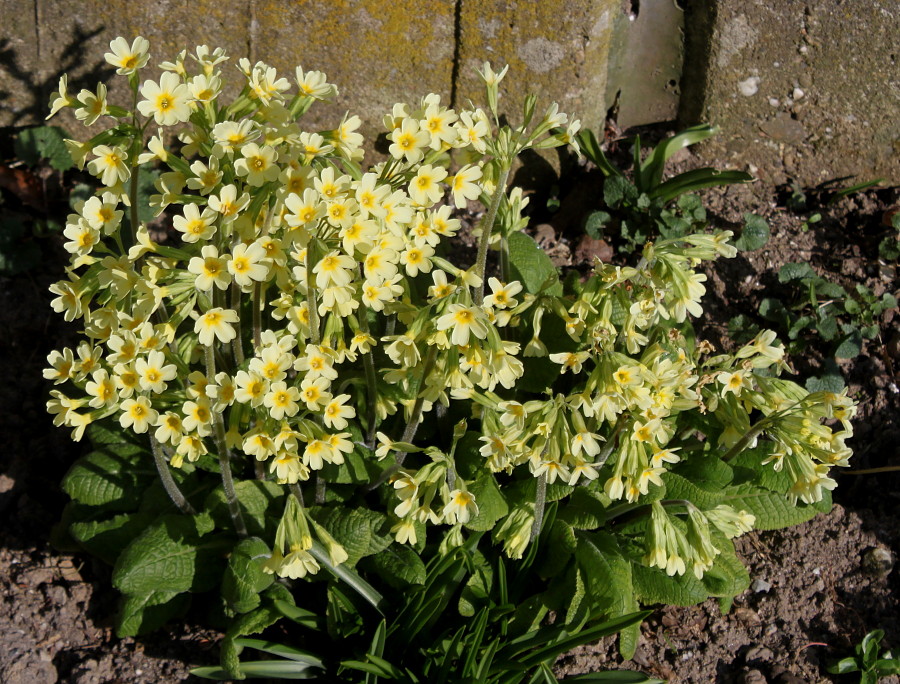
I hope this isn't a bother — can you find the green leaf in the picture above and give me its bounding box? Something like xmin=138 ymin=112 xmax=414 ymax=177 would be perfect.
xmin=312 ymin=506 xmax=391 ymax=566
xmin=70 ymin=511 xmax=156 ymax=565
xmin=557 ymin=487 xmax=607 ymax=530
xmin=604 ymin=175 xmax=637 ymax=208
xmin=641 ymin=124 xmax=720 ymax=190
xmin=15 ymin=126 xmax=75 ymax=170
xmin=465 ymin=473 xmax=510 ymax=532
xmin=584 ymin=210 xmax=611 ymax=239
xmin=205 ymin=480 xmax=283 ymax=537
xmin=576 ymin=129 xmax=621 ymax=178
xmin=112 ymin=515 xmax=229 ymax=595
xmin=117 ymin=590 xmax=190 ymax=637
xmin=651 ymin=168 xmax=753 ymax=205
xmin=538 ymin=519 xmax=577 ymax=578
xmin=815 ymin=314 xmax=838 ymax=342
xmin=221 ymin=602 xmax=286 ymax=679
xmin=193 ymin=660 xmax=320 ymax=680
xmin=734 ymin=214 xmax=770 ymax=252
xmin=722 ymin=484 xmax=828 ymax=530
xmin=62 ymin=449 xmax=156 ymax=510
xmin=507 ymin=231 xmax=562 ymax=296
xmin=661 ymin=471 xmax=725 ymax=509
xmin=778 ymin=262 xmax=816 ymax=283
xmin=834 ymin=330 xmax=862 ymax=359
xmin=222 ymin=537 xmax=274 ymax=615
xmin=368 ymin=544 xmax=426 ymax=589
xmin=701 ymin=535 xmax=750 ymax=598
xmin=805 ymin=373 xmax=845 ymax=393
xmin=631 ymin=563 xmax=709 ymax=606
xmin=575 ymin=532 xmax=640 ymax=658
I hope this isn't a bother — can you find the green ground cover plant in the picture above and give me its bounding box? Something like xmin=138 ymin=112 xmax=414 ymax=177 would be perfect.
xmin=575 ymin=124 xmax=763 ymax=253
xmin=44 ymin=37 xmax=857 ymax=680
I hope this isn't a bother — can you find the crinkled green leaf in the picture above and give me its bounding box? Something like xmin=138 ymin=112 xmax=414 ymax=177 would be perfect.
xmin=62 ymin=449 xmax=155 ymax=510
xmin=368 ymin=543 xmax=426 ymax=589
xmin=312 ymin=506 xmax=390 ymax=566
xmin=557 ymin=487 xmax=607 ymax=530
xmin=778 ymin=262 xmax=816 ymax=283
xmin=15 ymin=125 xmax=74 ymax=170
xmin=661 ymin=471 xmax=725 ymax=509
xmin=723 ymin=483 xmax=831 ymax=530
xmin=205 ymin=479 xmax=283 ymax=537
xmin=222 ymin=537 xmax=274 ymax=615
xmin=701 ymin=534 xmax=750 ymax=598
xmin=221 ymin=602 xmax=285 ymax=680
xmin=70 ymin=511 xmax=156 ymax=565
xmin=112 ymin=515 xmax=229 ymax=595
xmin=576 ymin=532 xmax=641 ymax=658
xmin=464 ymin=473 xmax=509 ymax=532
xmin=735 ymin=214 xmax=770 ymax=252
xmin=507 ymin=230 xmax=562 ymax=296
xmin=117 ymin=590 xmax=190 ymax=637
xmin=631 ymin=563 xmax=709 ymax=607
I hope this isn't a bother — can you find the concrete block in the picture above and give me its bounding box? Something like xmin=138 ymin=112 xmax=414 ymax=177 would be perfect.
xmin=456 ymin=0 xmax=619 ymax=134
xmin=681 ymin=0 xmax=900 ymax=185
xmin=253 ymin=0 xmax=456 ymax=145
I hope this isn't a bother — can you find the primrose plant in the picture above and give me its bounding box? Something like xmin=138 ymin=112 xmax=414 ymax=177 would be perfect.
xmin=45 ymin=37 xmax=857 ymax=680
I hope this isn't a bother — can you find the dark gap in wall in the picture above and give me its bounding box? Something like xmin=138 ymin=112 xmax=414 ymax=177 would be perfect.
xmin=450 ymin=0 xmax=462 ymax=108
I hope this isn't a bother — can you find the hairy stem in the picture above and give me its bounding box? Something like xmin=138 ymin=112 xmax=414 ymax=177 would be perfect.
xmin=205 ymin=345 xmax=247 ymax=538
xmin=530 ymin=472 xmax=547 ymax=542
xmin=252 ymin=283 xmax=263 ymax=352
xmin=149 ymin=434 xmax=196 ymax=515
xmin=231 ymin=281 xmax=245 ymax=366
xmin=364 ymin=345 xmax=439 ymax=492
xmin=356 ymin=308 xmax=378 ymax=447
xmin=474 ymin=165 xmax=511 ymax=305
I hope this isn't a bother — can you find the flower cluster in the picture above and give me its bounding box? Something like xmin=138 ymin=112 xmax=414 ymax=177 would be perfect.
xmin=45 ymin=38 xmax=854 ymax=583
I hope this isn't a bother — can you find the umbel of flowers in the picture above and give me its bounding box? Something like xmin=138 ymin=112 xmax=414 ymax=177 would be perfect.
xmin=45 ymin=37 xmax=855 ymax=589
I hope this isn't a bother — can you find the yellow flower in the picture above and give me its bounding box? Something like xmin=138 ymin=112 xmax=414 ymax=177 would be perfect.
xmin=46 ymin=75 xmax=73 ymax=119
xmin=104 ymin=36 xmax=150 ymax=75
xmin=74 ymin=83 xmax=109 ymax=126
xmin=138 ymin=72 xmax=192 ymax=126
xmin=173 ymin=203 xmax=217 ymax=243
xmin=119 ymin=396 xmax=157 ymax=434
xmin=194 ymin=307 xmax=239 ymax=346
xmin=449 ymin=164 xmax=483 ymax=209
xmin=408 ymin=164 xmax=448 ymax=206
xmin=87 ymin=145 xmax=130 ymax=187
xmin=436 ymin=304 xmax=489 ymax=347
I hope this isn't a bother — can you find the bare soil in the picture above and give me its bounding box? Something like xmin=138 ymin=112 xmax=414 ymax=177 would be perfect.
xmin=0 ymin=137 xmax=897 ymax=683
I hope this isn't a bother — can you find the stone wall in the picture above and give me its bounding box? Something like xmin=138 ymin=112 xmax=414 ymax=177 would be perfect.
xmin=3 ymin=1 xmax=897 ymax=184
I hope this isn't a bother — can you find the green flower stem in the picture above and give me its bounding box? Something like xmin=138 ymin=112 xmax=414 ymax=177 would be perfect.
xmin=306 ymin=250 xmax=322 ymax=346
xmin=530 ymin=472 xmax=547 ymax=541
xmin=364 ymin=345 xmax=439 ymax=492
xmin=396 ymin=344 xmax=439 ymax=465
xmin=205 ymin=344 xmax=248 ymax=538
xmin=722 ymin=418 xmax=771 ymax=462
xmin=355 ymin=305 xmax=378 ymax=447
xmin=149 ymin=433 xmax=196 ymax=515
xmin=474 ymin=164 xmax=511 ymax=306
xmin=252 ymin=283 xmax=263 ymax=352
xmin=231 ymin=281 xmax=245 ymax=366
xmin=499 ymin=234 xmax=511 ymax=284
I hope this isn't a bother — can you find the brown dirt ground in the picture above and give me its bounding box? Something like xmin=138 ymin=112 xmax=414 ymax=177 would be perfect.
xmin=0 ymin=133 xmax=898 ymax=683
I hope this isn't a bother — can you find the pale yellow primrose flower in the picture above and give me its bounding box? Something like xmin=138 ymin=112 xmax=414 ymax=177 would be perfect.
xmin=138 ymin=72 xmax=192 ymax=126
xmin=104 ymin=36 xmax=150 ymax=75
xmin=87 ymin=145 xmax=130 ymax=187
xmin=46 ymin=75 xmax=73 ymax=119
xmin=194 ymin=307 xmax=239 ymax=346
xmin=74 ymin=83 xmax=109 ymax=126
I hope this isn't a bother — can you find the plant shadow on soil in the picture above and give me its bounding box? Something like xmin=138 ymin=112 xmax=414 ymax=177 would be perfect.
xmin=0 ymin=129 xmax=898 ymax=683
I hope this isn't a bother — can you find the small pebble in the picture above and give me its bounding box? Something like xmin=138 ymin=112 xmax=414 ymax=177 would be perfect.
xmin=862 ymin=547 xmax=894 ymax=578
xmin=792 ymin=87 xmax=805 ymax=99
xmin=743 ymin=669 xmax=768 ymax=684
xmin=751 ymin=578 xmax=772 ymax=593
xmin=739 ymin=76 xmax=760 ymax=97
